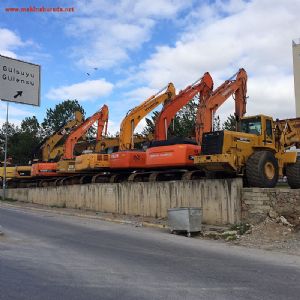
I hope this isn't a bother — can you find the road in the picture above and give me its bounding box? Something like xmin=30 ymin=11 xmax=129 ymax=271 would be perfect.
xmin=0 ymin=204 xmax=300 ymax=300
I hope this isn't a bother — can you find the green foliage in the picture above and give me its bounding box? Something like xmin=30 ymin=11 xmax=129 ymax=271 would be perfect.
xmin=41 ymin=99 xmax=85 ymax=137
xmin=0 ymin=100 xmax=85 ymax=165
xmin=230 ymin=223 xmax=251 ymax=235
xmin=0 ymin=122 xmax=17 ymax=161
xmin=223 ymin=114 xmax=237 ymax=131
xmin=142 ymin=111 xmax=160 ymax=136
xmin=0 ymin=119 xmax=42 ymax=164
xmin=142 ymin=99 xmax=198 ymax=138
xmin=141 ymin=102 xmax=242 ymax=141
xmin=21 ymin=116 xmax=40 ymax=134
xmin=9 ymin=131 xmax=41 ymax=164
xmin=213 ymin=115 xmax=221 ymax=131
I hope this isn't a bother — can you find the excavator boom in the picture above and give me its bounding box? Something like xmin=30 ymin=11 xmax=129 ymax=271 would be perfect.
xmin=63 ymin=105 xmax=109 ymax=159
xmin=40 ymin=111 xmax=84 ymax=161
xmin=154 ymin=72 xmax=213 ymax=141
xmin=118 ymin=83 xmax=176 ymax=150
xmin=196 ymin=68 xmax=247 ymax=144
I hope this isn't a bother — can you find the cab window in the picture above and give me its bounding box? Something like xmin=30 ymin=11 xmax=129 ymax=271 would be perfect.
xmin=266 ymin=119 xmax=273 ymax=138
xmin=241 ymin=117 xmax=262 ymax=135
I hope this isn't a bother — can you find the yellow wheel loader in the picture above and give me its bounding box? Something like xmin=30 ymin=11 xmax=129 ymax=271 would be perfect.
xmin=194 ymin=115 xmax=300 ymax=188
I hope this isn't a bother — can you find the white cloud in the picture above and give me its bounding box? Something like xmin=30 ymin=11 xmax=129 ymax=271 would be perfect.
xmin=0 ymin=102 xmax=35 ymax=127
xmin=65 ymin=0 xmax=190 ymax=69
xmin=66 ymin=17 xmax=153 ymax=68
xmin=132 ymin=0 xmax=190 ymax=18
xmin=102 ymin=119 xmax=146 ymax=136
xmin=106 ymin=120 xmax=120 ymax=135
xmin=0 ymin=28 xmax=25 ymax=58
xmin=0 ymin=118 xmax=22 ymax=128
xmin=134 ymin=117 xmax=147 ymax=134
xmin=46 ymin=79 xmax=114 ymax=102
xmin=124 ymin=86 xmax=158 ymax=105
xmin=0 ymin=102 xmax=34 ymax=118
xmin=0 ymin=28 xmax=23 ymax=48
xmin=129 ymin=0 xmax=300 ymax=120
xmin=0 ymin=28 xmax=44 ymax=65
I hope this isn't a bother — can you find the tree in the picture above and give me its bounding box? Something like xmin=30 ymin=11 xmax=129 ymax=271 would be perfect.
xmin=42 ymin=100 xmax=85 ymax=137
xmin=142 ymin=98 xmax=199 ymax=138
xmin=8 ymin=131 xmax=41 ymax=164
xmin=223 ymin=114 xmax=237 ymax=131
xmin=21 ymin=116 xmax=42 ymax=137
xmin=0 ymin=122 xmax=17 ymax=161
xmin=213 ymin=115 xmax=221 ymax=131
xmin=172 ymin=100 xmax=198 ymax=137
xmin=0 ymin=117 xmax=44 ymax=165
xmin=142 ymin=111 xmax=160 ymax=136
xmin=0 ymin=100 xmax=85 ymax=165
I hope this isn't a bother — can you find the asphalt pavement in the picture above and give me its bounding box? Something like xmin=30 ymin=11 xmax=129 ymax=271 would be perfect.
xmin=0 ymin=204 xmax=300 ymax=300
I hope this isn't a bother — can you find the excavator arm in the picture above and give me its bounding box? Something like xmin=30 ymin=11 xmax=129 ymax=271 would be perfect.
xmin=95 ymin=134 xmax=153 ymax=153
xmin=40 ymin=111 xmax=84 ymax=161
xmin=119 ymin=83 xmax=176 ymax=150
xmin=63 ymin=105 xmax=109 ymax=159
xmin=154 ymin=72 xmax=213 ymax=141
xmin=196 ymin=68 xmax=247 ymax=144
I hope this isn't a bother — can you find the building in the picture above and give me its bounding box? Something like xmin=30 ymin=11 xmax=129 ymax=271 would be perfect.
xmin=293 ymin=39 xmax=300 ymax=117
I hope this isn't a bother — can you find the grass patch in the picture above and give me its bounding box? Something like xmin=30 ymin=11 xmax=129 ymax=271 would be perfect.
xmin=0 ymin=196 xmax=17 ymax=202
xmin=230 ymin=223 xmax=251 ymax=235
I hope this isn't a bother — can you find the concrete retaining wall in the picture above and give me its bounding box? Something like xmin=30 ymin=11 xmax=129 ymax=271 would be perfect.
xmin=242 ymin=187 xmax=300 ymax=225
xmin=2 ymin=178 xmax=243 ymax=225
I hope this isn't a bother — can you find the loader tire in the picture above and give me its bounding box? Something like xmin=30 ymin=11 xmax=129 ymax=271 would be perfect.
xmin=286 ymin=157 xmax=300 ymax=189
xmin=246 ymin=151 xmax=278 ymax=188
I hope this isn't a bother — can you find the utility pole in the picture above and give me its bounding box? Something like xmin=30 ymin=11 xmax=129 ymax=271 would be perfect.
xmin=2 ymin=101 xmax=9 ymax=201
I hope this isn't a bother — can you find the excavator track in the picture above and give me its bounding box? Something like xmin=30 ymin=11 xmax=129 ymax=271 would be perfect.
xmin=3 ymin=168 xmax=207 ymax=188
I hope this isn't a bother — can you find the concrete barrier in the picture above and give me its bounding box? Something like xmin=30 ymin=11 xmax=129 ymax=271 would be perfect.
xmin=2 ymin=178 xmax=243 ymax=225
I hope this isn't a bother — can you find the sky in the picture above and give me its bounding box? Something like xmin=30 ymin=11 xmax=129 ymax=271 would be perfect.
xmin=0 ymin=0 xmax=299 ymax=135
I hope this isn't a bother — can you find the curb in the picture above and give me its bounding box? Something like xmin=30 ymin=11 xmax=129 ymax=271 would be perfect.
xmin=0 ymin=202 xmax=168 ymax=230
xmin=142 ymin=222 xmax=166 ymax=229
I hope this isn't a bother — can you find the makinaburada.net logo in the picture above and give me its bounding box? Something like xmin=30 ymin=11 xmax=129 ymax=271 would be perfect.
xmin=5 ymin=6 xmax=75 ymax=13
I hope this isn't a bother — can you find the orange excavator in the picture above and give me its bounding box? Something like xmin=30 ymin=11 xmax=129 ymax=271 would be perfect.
xmin=142 ymin=69 xmax=247 ymax=181
xmin=196 ymin=68 xmax=247 ymax=144
xmin=31 ymin=111 xmax=84 ymax=178
xmin=39 ymin=111 xmax=84 ymax=162
xmin=154 ymin=72 xmax=213 ymax=141
xmin=56 ymin=105 xmax=109 ymax=173
xmin=146 ymin=72 xmax=214 ymax=169
xmin=109 ymin=83 xmax=176 ymax=169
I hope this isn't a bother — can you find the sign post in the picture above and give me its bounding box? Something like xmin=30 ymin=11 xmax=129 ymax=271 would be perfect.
xmin=2 ymin=102 xmax=8 ymax=200
xmin=0 ymin=55 xmax=40 ymax=200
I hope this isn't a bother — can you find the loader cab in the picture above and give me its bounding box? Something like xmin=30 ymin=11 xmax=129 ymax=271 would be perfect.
xmin=240 ymin=115 xmax=275 ymax=147
xmin=240 ymin=116 xmax=262 ymax=135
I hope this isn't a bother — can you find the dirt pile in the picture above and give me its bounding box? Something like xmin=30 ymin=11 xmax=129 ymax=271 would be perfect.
xmin=236 ymin=217 xmax=300 ymax=255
